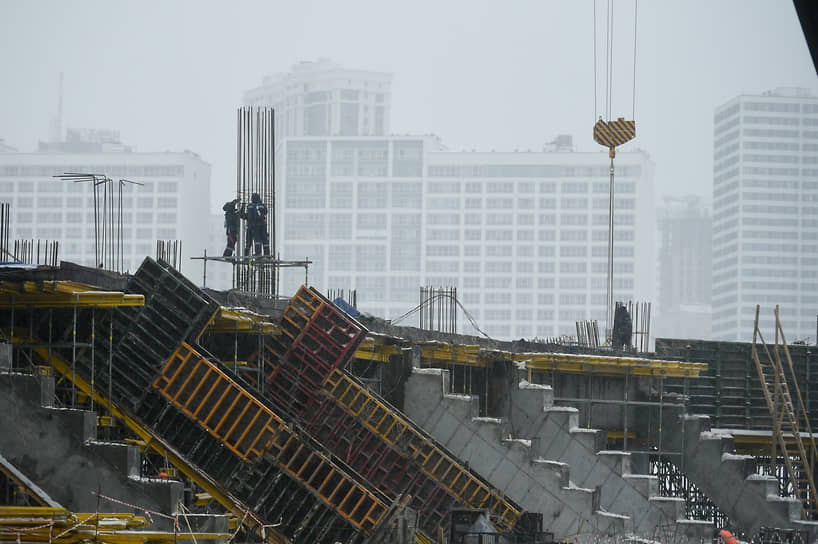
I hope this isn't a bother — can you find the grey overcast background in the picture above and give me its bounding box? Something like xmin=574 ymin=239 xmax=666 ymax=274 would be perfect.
xmin=1 ymin=1 xmax=816 ymax=209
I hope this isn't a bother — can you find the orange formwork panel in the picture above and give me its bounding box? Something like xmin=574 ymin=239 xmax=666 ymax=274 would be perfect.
xmin=323 ymin=370 xmax=522 ymax=532
xmin=153 ymin=342 xmax=389 ymax=534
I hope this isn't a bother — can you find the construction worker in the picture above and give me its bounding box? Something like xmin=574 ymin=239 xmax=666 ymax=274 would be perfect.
xmin=612 ymin=304 xmax=632 ymax=350
xmin=717 ymin=529 xmax=738 ymax=544
xmin=222 ymin=198 xmax=241 ymax=257
xmin=241 ymin=192 xmax=270 ymax=256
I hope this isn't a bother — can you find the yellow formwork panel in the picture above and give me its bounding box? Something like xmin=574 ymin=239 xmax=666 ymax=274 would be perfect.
xmin=419 ymin=342 xmax=482 ymax=367
xmin=408 ymin=340 xmax=707 ymax=379
xmin=280 ymin=286 xmax=324 ymax=343
xmin=207 ymin=307 xmax=281 ymax=334
xmin=0 ymin=281 xmax=144 ymax=308
xmin=416 ymin=531 xmax=434 ymax=544
xmin=323 ymin=370 xmax=522 ymax=532
xmin=354 ymin=337 xmax=403 ymax=362
xmin=154 ymin=342 xmax=388 ymax=534
xmin=519 ymin=352 xmax=707 ymax=378
xmin=5 ymin=333 xmax=288 ymax=544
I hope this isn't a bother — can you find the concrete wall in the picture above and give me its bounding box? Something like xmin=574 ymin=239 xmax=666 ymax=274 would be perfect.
xmin=0 ymin=372 xmax=181 ymax=528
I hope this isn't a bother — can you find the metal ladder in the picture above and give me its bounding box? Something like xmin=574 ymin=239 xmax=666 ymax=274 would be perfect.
xmin=751 ymin=305 xmax=818 ymax=519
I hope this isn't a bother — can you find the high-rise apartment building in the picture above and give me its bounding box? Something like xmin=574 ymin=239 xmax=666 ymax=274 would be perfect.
xmin=712 ymin=87 xmax=818 ymax=341
xmin=654 ymin=195 xmax=712 ymax=340
xmin=244 ymin=59 xmax=392 ymax=138
xmin=0 ymin=129 xmax=211 ymax=280
xmin=278 ymin=135 xmax=655 ymax=340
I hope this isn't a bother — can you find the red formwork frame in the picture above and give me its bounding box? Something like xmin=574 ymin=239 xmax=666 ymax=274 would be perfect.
xmin=265 ymin=300 xmax=366 ymax=412
xmin=300 ymin=393 xmax=458 ymax=532
xmin=265 ymin=294 xmax=459 ymax=533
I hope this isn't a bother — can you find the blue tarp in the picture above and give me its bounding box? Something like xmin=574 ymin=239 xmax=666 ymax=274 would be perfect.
xmin=332 ymin=297 xmax=359 ymax=318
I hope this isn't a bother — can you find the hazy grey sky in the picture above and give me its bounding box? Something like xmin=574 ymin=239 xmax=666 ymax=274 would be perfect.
xmin=1 ymin=1 xmax=815 ymax=208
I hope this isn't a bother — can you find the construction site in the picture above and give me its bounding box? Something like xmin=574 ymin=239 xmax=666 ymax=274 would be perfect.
xmin=3 ymin=4 xmax=818 ymax=544
xmin=4 ymin=231 xmax=818 ymax=544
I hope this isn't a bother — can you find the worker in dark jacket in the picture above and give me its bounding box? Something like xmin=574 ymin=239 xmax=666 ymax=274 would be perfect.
xmin=222 ymin=198 xmax=241 ymax=257
xmin=241 ymin=192 xmax=270 ymax=256
xmin=612 ymin=304 xmax=632 ymax=350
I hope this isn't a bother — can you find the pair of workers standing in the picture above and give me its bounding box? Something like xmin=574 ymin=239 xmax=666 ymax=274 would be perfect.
xmin=222 ymin=193 xmax=270 ymax=257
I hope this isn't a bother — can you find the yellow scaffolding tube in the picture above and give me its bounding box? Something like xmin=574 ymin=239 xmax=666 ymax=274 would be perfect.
xmin=0 ymin=507 xmax=230 ymax=544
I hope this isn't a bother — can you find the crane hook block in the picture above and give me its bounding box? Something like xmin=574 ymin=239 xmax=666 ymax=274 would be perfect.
xmin=593 ymin=117 xmax=636 ymax=149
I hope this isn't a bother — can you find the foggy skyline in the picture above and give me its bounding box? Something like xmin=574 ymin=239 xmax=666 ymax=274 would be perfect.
xmin=1 ymin=1 xmax=816 ymax=210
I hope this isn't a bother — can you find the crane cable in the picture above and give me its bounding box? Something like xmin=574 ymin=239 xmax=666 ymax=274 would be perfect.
xmin=593 ymin=0 xmax=639 ymax=343
xmin=594 ymin=0 xmax=638 ymax=122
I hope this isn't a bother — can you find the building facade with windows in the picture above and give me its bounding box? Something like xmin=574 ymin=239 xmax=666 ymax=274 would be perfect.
xmin=278 ymin=135 xmax=655 ymax=340
xmin=244 ymin=59 xmax=392 ymax=138
xmin=654 ymin=195 xmax=712 ymax=340
xmin=712 ymin=88 xmax=818 ymax=341
xmin=0 ymin=130 xmax=211 ymax=280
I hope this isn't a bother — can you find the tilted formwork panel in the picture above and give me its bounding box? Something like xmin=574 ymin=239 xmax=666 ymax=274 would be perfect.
xmin=136 ymin=387 xmax=363 ymax=544
xmin=323 ymin=370 xmax=523 ymax=532
xmin=153 ymin=341 xmax=390 ymax=537
xmin=255 ymin=287 xmax=522 ymax=534
xmin=24 ymin=260 xmax=383 ymax=543
xmin=264 ymin=293 xmax=368 ymax=420
xmin=301 ymin=392 xmax=459 ymax=533
xmin=267 ymin=286 xmax=325 ymax=359
xmin=247 ymin=290 xmax=462 ymax=533
xmin=25 ymin=257 xmax=221 ymax=412
xmin=656 ymin=338 xmax=818 ymax=431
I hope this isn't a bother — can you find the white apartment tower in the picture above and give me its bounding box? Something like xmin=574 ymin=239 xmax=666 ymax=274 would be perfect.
xmin=244 ymin=60 xmax=393 ymax=138
xmin=0 ymin=129 xmax=211 ymax=280
xmin=278 ymin=135 xmax=655 ymax=340
xmin=712 ymin=88 xmax=818 ymax=341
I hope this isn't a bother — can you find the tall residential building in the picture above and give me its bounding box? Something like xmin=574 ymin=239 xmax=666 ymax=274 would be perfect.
xmin=654 ymin=195 xmax=712 ymax=340
xmin=712 ymin=87 xmax=818 ymax=342
xmin=0 ymin=129 xmax=211 ymax=281
xmin=278 ymin=135 xmax=655 ymax=340
xmin=244 ymin=59 xmax=392 ymax=138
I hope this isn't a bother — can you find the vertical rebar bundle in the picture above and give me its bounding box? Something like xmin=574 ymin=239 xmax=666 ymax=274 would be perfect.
xmin=156 ymin=240 xmax=182 ymax=271
xmin=0 ymin=202 xmax=10 ymax=261
xmin=235 ymin=106 xmax=276 ymax=297
xmin=54 ymin=174 xmax=141 ymax=272
xmin=575 ymin=320 xmax=600 ymax=348
xmin=628 ymin=301 xmax=651 ymax=352
xmin=327 ymin=288 xmax=358 ymax=308
xmin=12 ymin=239 xmax=59 ymax=266
xmin=418 ymin=287 xmax=457 ymax=334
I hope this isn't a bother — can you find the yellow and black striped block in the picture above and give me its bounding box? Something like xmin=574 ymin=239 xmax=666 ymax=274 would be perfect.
xmin=593 ymin=117 xmax=635 ymax=148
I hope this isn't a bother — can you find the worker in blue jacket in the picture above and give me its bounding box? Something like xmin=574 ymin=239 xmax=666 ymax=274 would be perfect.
xmin=241 ymin=192 xmax=270 ymax=256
